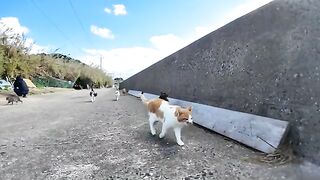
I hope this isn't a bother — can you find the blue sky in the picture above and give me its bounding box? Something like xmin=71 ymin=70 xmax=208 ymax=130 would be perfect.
xmin=0 ymin=0 xmax=272 ymax=79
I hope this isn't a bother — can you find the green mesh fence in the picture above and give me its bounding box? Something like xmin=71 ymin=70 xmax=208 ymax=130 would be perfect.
xmin=32 ymin=76 xmax=73 ymax=88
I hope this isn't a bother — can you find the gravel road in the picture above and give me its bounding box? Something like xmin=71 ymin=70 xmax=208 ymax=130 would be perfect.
xmin=0 ymin=89 xmax=319 ymax=180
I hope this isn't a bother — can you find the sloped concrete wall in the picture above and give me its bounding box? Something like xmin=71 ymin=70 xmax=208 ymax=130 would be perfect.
xmin=120 ymin=0 xmax=320 ymax=164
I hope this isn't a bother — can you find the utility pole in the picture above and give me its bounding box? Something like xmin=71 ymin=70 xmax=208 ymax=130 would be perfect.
xmin=100 ymin=56 xmax=103 ymax=69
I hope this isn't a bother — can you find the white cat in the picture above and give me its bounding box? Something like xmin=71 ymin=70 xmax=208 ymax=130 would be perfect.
xmin=90 ymin=88 xmax=97 ymax=102
xmin=115 ymin=90 xmax=120 ymax=101
xmin=140 ymin=92 xmax=193 ymax=146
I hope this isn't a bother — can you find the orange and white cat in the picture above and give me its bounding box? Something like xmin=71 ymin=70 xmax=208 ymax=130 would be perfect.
xmin=140 ymin=92 xmax=193 ymax=146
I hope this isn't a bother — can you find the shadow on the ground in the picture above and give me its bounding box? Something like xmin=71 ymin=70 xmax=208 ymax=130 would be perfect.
xmin=83 ymin=100 xmax=94 ymax=103
xmin=70 ymin=96 xmax=87 ymax=99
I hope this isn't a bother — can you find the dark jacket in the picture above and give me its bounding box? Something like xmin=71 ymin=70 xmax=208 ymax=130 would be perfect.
xmin=14 ymin=76 xmax=29 ymax=96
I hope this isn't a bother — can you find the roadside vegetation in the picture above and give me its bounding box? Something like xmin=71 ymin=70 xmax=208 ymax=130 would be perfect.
xmin=0 ymin=25 xmax=112 ymax=88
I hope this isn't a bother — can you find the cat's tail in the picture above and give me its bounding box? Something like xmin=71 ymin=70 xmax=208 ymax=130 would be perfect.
xmin=139 ymin=91 xmax=149 ymax=105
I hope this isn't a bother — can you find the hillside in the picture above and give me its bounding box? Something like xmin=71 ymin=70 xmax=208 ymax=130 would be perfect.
xmin=0 ymin=27 xmax=112 ymax=88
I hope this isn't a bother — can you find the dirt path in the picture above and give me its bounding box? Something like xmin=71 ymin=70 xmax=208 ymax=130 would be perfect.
xmin=0 ymin=89 xmax=319 ymax=180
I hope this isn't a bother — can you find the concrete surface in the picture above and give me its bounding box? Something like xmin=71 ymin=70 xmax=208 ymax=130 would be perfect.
xmin=0 ymin=89 xmax=320 ymax=179
xmin=120 ymin=0 xmax=320 ymax=165
xmin=129 ymin=90 xmax=289 ymax=154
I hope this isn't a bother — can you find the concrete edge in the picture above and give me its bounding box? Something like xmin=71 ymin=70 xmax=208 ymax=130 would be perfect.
xmin=128 ymin=90 xmax=289 ymax=153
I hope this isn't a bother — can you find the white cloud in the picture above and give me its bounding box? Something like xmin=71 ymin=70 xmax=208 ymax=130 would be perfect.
xmin=194 ymin=26 xmax=212 ymax=38
xmin=80 ymin=0 xmax=273 ymax=79
xmin=104 ymin=8 xmax=112 ymax=14
xmin=25 ymin=38 xmax=49 ymax=54
xmin=77 ymin=34 xmax=190 ymax=79
xmin=78 ymin=47 xmax=160 ymax=79
xmin=0 ymin=17 xmax=29 ymax=35
xmin=90 ymin=25 xmax=114 ymax=39
xmin=104 ymin=4 xmax=127 ymax=16
xmin=113 ymin=4 xmax=127 ymax=16
xmin=150 ymin=34 xmax=187 ymax=56
xmin=0 ymin=17 xmax=48 ymax=54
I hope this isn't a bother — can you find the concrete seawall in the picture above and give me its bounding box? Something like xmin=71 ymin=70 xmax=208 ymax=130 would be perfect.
xmin=121 ymin=0 xmax=320 ymax=164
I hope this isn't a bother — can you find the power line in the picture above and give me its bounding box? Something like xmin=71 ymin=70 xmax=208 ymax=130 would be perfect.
xmin=67 ymin=0 xmax=105 ymax=71
xmin=67 ymin=0 xmax=102 ymax=67
xmin=100 ymin=56 xmax=103 ymax=69
xmin=29 ymin=0 xmax=83 ymax=54
xmin=67 ymin=0 xmax=93 ymax=44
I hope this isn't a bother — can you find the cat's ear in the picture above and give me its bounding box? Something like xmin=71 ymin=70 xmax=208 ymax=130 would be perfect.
xmin=174 ymin=107 xmax=181 ymax=116
xmin=187 ymin=106 xmax=192 ymax=112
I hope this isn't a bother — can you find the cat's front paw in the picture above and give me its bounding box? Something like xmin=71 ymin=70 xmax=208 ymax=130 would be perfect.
xmin=177 ymin=141 xmax=184 ymax=146
xmin=159 ymin=133 xmax=165 ymax=138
